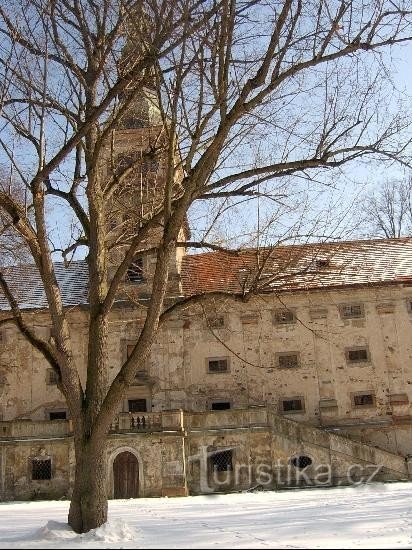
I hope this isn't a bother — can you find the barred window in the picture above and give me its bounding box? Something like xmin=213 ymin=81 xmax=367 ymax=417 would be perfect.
xmin=209 ymin=450 xmax=233 ymax=472
xmin=277 ymin=353 xmax=299 ymax=369
xmin=208 ymin=358 xmax=229 ymax=373
xmin=273 ymin=309 xmax=296 ymax=324
xmin=340 ymin=304 xmax=364 ymax=319
xmin=31 ymin=458 xmax=52 ymax=480
xmin=346 ymin=347 xmax=369 ymax=363
xmin=126 ymin=257 xmax=144 ymax=283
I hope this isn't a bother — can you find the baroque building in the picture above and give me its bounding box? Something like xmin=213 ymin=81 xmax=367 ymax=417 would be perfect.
xmin=1 ymin=90 xmax=412 ymax=500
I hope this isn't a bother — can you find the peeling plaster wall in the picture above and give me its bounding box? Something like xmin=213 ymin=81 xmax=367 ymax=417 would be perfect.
xmin=2 ymin=284 xmax=412 ymax=456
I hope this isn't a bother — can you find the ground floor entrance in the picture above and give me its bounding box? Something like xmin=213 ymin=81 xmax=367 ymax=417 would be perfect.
xmin=113 ymin=451 xmax=139 ymax=499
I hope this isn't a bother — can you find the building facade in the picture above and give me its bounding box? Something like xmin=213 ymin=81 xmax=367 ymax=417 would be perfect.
xmin=1 ymin=237 xmax=412 ymax=500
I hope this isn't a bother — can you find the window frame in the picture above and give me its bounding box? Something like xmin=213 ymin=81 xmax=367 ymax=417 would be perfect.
xmin=210 ymin=401 xmax=232 ymax=411
xmin=273 ymin=308 xmax=297 ymax=325
xmin=339 ymin=303 xmax=365 ymax=319
xmin=276 ymin=352 xmax=300 ymax=369
xmin=345 ymin=346 xmax=371 ymax=364
xmin=30 ymin=457 xmax=52 ymax=481
xmin=46 ymin=368 xmax=59 ymax=386
xmin=351 ymin=391 xmax=376 ymax=408
xmin=206 ymin=357 xmax=230 ymax=374
xmin=280 ymin=396 xmax=305 ymax=414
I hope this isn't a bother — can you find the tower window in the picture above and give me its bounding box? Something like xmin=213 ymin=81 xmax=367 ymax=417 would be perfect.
xmin=126 ymin=257 xmax=144 ymax=283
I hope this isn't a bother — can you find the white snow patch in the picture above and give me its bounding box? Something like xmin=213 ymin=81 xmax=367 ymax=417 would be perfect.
xmin=30 ymin=519 xmax=138 ymax=545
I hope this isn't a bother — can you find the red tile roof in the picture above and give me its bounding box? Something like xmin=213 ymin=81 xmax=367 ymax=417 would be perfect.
xmin=180 ymin=237 xmax=412 ymax=296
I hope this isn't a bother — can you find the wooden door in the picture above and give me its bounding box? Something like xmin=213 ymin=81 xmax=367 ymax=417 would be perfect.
xmin=113 ymin=451 xmax=139 ymax=499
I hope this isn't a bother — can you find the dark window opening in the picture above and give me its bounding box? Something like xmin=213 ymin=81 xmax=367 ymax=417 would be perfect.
xmin=32 ymin=458 xmax=52 ymax=480
xmin=274 ymin=309 xmax=296 ymax=324
xmin=353 ymin=393 xmax=375 ymax=407
xmin=126 ymin=257 xmax=144 ymax=283
xmin=340 ymin=304 xmax=364 ymax=319
xmin=128 ymin=399 xmax=147 ymax=413
xmin=211 ymin=402 xmax=231 ymax=411
xmin=46 ymin=369 xmax=59 ymax=385
xmin=315 ymin=258 xmax=329 ymax=268
xmin=210 ymin=450 xmax=233 ymax=472
xmin=290 ymin=455 xmax=313 ymax=469
xmin=208 ymin=358 xmax=229 ymax=373
xmin=49 ymin=411 xmax=67 ymax=421
xmin=278 ymin=354 xmax=299 ymax=369
xmin=347 ymin=348 xmax=369 ymax=362
xmin=282 ymin=399 xmax=304 ymax=412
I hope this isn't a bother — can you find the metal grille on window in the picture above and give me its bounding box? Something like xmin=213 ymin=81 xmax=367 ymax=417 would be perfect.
xmin=127 ymin=258 xmax=143 ymax=282
xmin=46 ymin=369 xmax=59 ymax=385
xmin=278 ymin=354 xmax=299 ymax=368
xmin=210 ymin=450 xmax=233 ymax=472
xmin=341 ymin=304 xmax=363 ymax=318
xmin=32 ymin=458 xmax=52 ymax=480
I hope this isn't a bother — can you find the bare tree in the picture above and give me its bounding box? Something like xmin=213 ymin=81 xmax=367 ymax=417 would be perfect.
xmin=0 ymin=0 xmax=412 ymax=533
xmin=361 ymin=175 xmax=412 ymax=238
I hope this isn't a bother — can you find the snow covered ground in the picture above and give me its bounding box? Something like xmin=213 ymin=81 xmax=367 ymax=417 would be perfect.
xmin=1 ymin=482 xmax=412 ymax=548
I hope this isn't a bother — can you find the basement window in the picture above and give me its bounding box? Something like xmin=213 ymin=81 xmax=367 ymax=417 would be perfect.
xmin=273 ymin=309 xmax=296 ymax=325
xmin=207 ymin=358 xmax=229 ymax=373
xmin=209 ymin=450 xmax=233 ymax=472
xmin=352 ymin=392 xmax=375 ymax=408
xmin=339 ymin=303 xmax=364 ymax=319
xmin=346 ymin=347 xmax=370 ymax=364
xmin=31 ymin=458 xmax=52 ymax=481
xmin=277 ymin=353 xmax=300 ymax=369
xmin=211 ymin=401 xmax=231 ymax=411
xmin=126 ymin=257 xmax=144 ymax=283
xmin=281 ymin=397 xmax=305 ymax=413
xmin=48 ymin=411 xmax=67 ymax=421
xmin=290 ymin=455 xmax=313 ymax=469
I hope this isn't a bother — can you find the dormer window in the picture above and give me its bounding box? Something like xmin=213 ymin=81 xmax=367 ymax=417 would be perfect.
xmin=126 ymin=257 xmax=144 ymax=283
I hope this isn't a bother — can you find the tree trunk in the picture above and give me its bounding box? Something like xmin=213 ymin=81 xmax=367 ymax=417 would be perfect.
xmin=68 ymin=437 xmax=108 ymax=533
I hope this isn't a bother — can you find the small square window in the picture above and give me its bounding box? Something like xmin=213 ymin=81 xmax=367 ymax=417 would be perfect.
xmin=211 ymin=401 xmax=231 ymax=410
xmin=31 ymin=458 xmax=52 ymax=480
xmin=273 ymin=309 xmax=296 ymax=324
xmin=339 ymin=304 xmax=364 ymax=319
xmin=126 ymin=257 xmax=144 ymax=283
xmin=406 ymin=299 xmax=412 ymax=314
xmin=346 ymin=347 xmax=370 ymax=363
xmin=209 ymin=450 xmax=233 ymax=472
xmin=352 ymin=392 xmax=375 ymax=408
xmin=281 ymin=397 xmax=304 ymax=413
xmin=207 ymin=358 xmax=229 ymax=373
xmin=46 ymin=369 xmax=59 ymax=385
xmin=277 ymin=353 xmax=300 ymax=369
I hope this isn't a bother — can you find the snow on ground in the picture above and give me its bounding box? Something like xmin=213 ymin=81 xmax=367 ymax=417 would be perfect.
xmin=1 ymin=482 xmax=412 ymax=549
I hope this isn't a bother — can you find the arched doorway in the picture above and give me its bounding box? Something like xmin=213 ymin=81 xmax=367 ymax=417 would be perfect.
xmin=113 ymin=451 xmax=139 ymax=499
